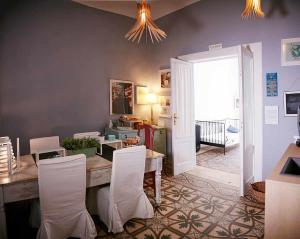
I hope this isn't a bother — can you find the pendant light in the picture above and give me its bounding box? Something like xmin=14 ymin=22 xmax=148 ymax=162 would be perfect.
xmin=242 ymin=0 xmax=265 ymax=18
xmin=125 ymin=0 xmax=167 ymax=43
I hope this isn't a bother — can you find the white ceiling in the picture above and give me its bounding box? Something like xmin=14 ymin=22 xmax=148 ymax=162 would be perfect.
xmin=73 ymin=0 xmax=201 ymax=20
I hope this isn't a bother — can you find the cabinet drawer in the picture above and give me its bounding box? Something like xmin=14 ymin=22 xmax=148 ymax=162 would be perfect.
xmin=4 ymin=181 xmax=39 ymax=203
xmin=118 ymin=132 xmax=137 ymax=140
xmin=87 ymin=169 xmax=111 ymax=188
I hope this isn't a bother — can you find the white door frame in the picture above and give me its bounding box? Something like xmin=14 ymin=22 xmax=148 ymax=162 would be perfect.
xmin=178 ymin=42 xmax=263 ymax=182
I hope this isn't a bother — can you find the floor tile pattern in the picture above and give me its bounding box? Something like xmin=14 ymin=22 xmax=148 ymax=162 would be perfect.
xmin=196 ymin=145 xmax=240 ymax=174
xmin=95 ymin=173 xmax=264 ymax=239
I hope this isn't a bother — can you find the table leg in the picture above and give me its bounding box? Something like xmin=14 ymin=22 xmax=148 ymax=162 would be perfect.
xmin=155 ymin=156 xmax=163 ymax=206
xmin=0 ymin=186 xmax=8 ymax=239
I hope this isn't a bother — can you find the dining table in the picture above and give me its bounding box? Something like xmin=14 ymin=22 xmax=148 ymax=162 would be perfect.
xmin=0 ymin=149 xmax=164 ymax=239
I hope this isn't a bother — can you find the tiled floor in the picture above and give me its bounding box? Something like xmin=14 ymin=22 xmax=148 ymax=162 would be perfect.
xmin=95 ymin=173 xmax=264 ymax=238
xmin=197 ymin=145 xmax=240 ymax=174
xmin=6 ymin=165 xmax=264 ymax=239
xmin=187 ymin=166 xmax=240 ymax=187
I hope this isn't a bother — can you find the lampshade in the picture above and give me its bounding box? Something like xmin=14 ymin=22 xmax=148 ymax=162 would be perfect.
xmin=145 ymin=92 xmax=158 ymax=105
xmin=125 ymin=0 xmax=167 ymax=43
xmin=242 ymin=0 xmax=265 ymax=18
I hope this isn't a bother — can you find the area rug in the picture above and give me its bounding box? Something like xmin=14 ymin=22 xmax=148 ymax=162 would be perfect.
xmin=95 ymin=173 xmax=264 ymax=238
xmin=197 ymin=145 xmax=240 ymax=174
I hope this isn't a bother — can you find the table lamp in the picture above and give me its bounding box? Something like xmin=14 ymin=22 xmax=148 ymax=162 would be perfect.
xmin=146 ymin=92 xmax=158 ymax=125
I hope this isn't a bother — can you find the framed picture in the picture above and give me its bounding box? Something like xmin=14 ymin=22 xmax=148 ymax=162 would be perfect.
xmin=281 ymin=38 xmax=300 ymax=66
xmin=160 ymin=69 xmax=171 ymax=90
xmin=266 ymin=73 xmax=278 ymax=97
xmin=110 ymin=80 xmax=134 ymax=115
xmin=284 ymin=91 xmax=300 ymax=116
xmin=159 ymin=96 xmax=171 ymax=118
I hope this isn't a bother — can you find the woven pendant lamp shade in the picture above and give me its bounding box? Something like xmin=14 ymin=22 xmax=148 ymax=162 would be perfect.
xmin=125 ymin=0 xmax=167 ymax=43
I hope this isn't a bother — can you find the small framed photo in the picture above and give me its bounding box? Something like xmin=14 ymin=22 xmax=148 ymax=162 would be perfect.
xmin=160 ymin=69 xmax=171 ymax=90
xmin=284 ymin=91 xmax=300 ymax=116
xmin=281 ymin=38 xmax=300 ymax=66
xmin=266 ymin=73 xmax=278 ymax=97
xmin=159 ymin=96 xmax=171 ymax=118
xmin=110 ymin=80 xmax=134 ymax=115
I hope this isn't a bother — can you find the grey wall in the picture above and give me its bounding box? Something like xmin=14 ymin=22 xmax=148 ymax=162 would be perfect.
xmin=1 ymin=0 xmax=300 ymax=178
xmin=0 ymin=0 xmax=153 ymax=154
xmin=142 ymin=0 xmax=300 ymax=178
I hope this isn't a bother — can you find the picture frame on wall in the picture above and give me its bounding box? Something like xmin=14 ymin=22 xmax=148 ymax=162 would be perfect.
xmin=160 ymin=69 xmax=171 ymax=90
xmin=284 ymin=91 xmax=300 ymax=116
xmin=281 ymin=38 xmax=300 ymax=66
xmin=110 ymin=80 xmax=134 ymax=115
xmin=159 ymin=96 xmax=171 ymax=118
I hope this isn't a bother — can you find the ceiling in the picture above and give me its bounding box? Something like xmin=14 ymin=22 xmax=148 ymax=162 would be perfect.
xmin=73 ymin=0 xmax=201 ymax=20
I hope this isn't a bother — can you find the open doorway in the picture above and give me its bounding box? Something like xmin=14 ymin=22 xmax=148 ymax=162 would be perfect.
xmin=194 ymin=57 xmax=241 ymax=188
xmin=171 ymin=44 xmax=262 ymax=196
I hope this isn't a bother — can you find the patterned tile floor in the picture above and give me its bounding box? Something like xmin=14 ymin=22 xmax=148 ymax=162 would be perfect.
xmin=95 ymin=173 xmax=264 ymax=239
xmin=197 ymin=145 xmax=240 ymax=174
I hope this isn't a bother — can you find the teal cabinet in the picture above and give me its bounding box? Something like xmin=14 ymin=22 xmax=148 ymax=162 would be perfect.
xmin=105 ymin=127 xmax=167 ymax=156
xmin=105 ymin=128 xmax=138 ymax=140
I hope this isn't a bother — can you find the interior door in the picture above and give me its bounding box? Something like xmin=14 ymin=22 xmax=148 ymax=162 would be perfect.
xmin=239 ymin=46 xmax=255 ymax=196
xmin=171 ymin=58 xmax=196 ymax=175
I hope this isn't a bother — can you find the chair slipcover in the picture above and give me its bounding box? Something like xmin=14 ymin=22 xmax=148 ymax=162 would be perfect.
xmin=30 ymin=136 xmax=60 ymax=154
xmin=90 ymin=145 xmax=154 ymax=233
xmin=37 ymin=154 xmax=97 ymax=239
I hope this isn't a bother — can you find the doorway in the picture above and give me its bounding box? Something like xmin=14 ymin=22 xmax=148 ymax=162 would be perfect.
xmin=171 ymin=44 xmax=262 ymax=196
xmin=193 ymin=56 xmax=241 ymax=188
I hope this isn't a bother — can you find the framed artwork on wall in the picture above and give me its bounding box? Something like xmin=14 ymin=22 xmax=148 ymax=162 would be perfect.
xmin=281 ymin=37 xmax=300 ymax=66
xmin=110 ymin=80 xmax=134 ymax=115
xmin=160 ymin=69 xmax=171 ymax=90
xmin=159 ymin=96 xmax=171 ymax=118
xmin=284 ymin=91 xmax=300 ymax=116
xmin=266 ymin=73 xmax=278 ymax=97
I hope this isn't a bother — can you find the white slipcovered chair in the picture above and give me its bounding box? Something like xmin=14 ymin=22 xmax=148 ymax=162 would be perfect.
xmin=29 ymin=136 xmax=66 ymax=160
xmin=36 ymin=154 xmax=97 ymax=239
xmin=87 ymin=145 xmax=154 ymax=233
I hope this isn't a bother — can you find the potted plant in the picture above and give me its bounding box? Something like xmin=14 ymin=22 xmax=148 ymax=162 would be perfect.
xmin=63 ymin=137 xmax=100 ymax=158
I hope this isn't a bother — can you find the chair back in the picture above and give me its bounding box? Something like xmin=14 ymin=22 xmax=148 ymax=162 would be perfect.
xmin=110 ymin=146 xmax=146 ymax=204
xmin=73 ymin=131 xmax=100 ymax=140
xmin=37 ymin=154 xmax=95 ymax=238
xmin=138 ymin=124 xmax=155 ymax=150
xmin=30 ymin=136 xmax=60 ymax=154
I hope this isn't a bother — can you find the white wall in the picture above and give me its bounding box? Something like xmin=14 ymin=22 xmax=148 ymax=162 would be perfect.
xmin=194 ymin=57 xmax=239 ymax=121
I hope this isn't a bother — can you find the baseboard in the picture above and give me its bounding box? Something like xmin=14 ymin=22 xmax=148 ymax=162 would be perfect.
xmin=245 ymin=176 xmax=255 ymax=193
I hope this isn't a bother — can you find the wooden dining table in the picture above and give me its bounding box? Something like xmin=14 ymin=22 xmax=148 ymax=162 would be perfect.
xmin=0 ymin=149 xmax=164 ymax=239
